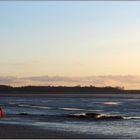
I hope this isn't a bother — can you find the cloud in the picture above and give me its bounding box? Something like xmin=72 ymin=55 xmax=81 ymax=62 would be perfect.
xmin=0 ymin=75 xmax=140 ymax=89
xmin=28 ymin=76 xmax=79 ymax=82
xmin=0 ymin=61 xmax=40 ymax=67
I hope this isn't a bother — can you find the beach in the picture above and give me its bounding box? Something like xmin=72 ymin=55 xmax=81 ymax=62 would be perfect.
xmin=0 ymin=123 xmax=112 ymax=139
xmin=0 ymin=93 xmax=140 ymax=139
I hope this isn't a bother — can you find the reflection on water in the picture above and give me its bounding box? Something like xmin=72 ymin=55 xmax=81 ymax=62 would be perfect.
xmin=1 ymin=94 xmax=140 ymax=138
xmin=100 ymin=102 xmax=120 ymax=105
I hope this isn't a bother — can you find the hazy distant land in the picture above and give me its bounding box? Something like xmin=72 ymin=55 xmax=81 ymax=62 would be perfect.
xmin=0 ymin=85 xmax=140 ymax=97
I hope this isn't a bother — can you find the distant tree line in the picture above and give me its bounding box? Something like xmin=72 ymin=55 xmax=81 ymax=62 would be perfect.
xmin=0 ymin=85 xmax=127 ymax=94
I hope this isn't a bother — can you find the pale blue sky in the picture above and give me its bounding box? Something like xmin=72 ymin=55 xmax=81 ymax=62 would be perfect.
xmin=0 ymin=1 xmax=140 ymax=77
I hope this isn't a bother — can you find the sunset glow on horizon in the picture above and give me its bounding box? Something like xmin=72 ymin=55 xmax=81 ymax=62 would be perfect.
xmin=0 ymin=1 xmax=140 ymax=88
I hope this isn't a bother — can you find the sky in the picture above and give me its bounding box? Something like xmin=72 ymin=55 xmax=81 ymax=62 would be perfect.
xmin=0 ymin=1 xmax=140 ymax=88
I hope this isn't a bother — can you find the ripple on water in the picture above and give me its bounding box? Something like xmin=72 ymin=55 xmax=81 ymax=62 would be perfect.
xmin=99 ymin=102 xmax=120 ymax=105
xmin=59 ymin=108 xmax=84 ymax=111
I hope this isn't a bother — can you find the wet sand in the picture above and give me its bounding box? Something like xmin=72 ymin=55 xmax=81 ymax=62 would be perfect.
xmin=0 ymin=123 xmax=118 ymax=139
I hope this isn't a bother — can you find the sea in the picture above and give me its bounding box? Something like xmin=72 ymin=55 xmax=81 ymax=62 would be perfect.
xmin=1 ymin=93 xmax=140 ymax=138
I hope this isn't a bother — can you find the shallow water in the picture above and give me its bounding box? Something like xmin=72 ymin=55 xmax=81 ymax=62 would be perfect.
xmin=1 ymin=93 xmax=140 ymax=138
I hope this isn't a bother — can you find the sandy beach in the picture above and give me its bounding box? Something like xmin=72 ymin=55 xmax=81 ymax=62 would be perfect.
xmin=0 ymin=123 xmax=113 ymax=139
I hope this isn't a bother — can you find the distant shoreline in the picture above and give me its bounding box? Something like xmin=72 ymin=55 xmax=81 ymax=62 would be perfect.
xmin=0 ymin=85 xmax=140 ymax=98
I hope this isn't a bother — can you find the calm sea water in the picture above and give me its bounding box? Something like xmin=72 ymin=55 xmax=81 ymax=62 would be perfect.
xmin=1 ymin=93 xmax=140 ymax=138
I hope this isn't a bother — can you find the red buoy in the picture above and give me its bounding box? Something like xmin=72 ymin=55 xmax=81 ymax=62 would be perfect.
xmin=0 ymin=107 xmax=3 ymax=118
